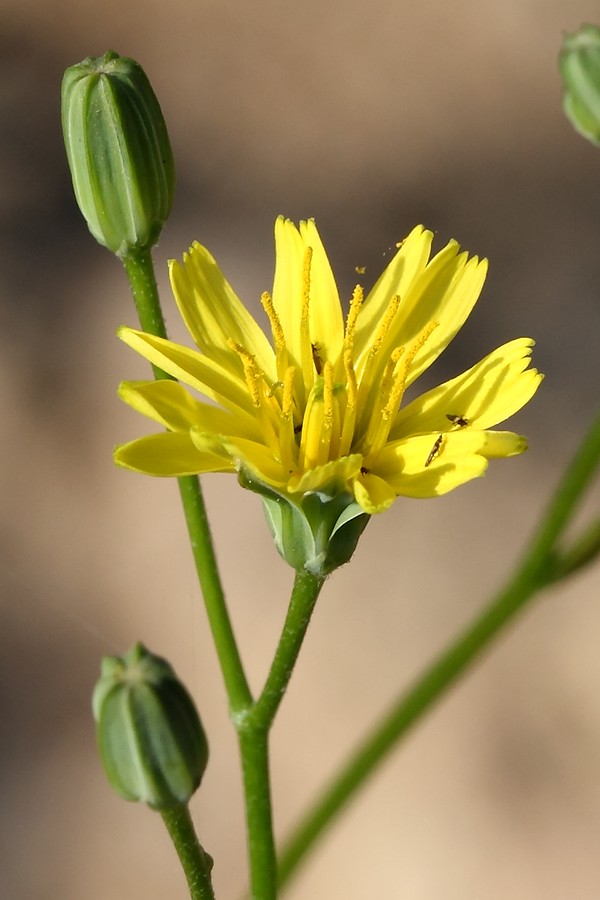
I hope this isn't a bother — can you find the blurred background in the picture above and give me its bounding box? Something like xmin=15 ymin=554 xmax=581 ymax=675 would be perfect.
xmin=2 ymin=1 xmax=600 ymax=897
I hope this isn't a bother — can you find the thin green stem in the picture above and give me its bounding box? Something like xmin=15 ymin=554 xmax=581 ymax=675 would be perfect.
xmin=177 ymin=475 xmax=252 ymax=712
xmin=251 ymin=570 xmax=326 ymax=729
xmin=277 ymin=410 xmax=600 ymax=890
xmin=551 ymin=516 xmax=600 ymax=581
xmin=160 ymin=805 xmax=215 ymax=900
xmin=121 ymin=250 xmax=252 ymax=713
xmin=235 ymin=569 xmax=325 ymax=899
xmin=238 ymin=726 xmax=277 ymax=900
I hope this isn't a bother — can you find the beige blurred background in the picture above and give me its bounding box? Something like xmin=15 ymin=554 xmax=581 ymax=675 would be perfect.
xmin=2 ymin=1 xmax=600 ymax=898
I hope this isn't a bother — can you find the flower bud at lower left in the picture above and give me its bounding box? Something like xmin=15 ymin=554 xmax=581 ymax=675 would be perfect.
xmin=92 ymin=643 xmax=208 ymax=809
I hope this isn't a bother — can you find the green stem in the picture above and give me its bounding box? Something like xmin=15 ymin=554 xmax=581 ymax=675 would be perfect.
xmin=121 ymin=250 xmax=252 ymax=713
xmin=236 ymin=570 xmax=325 ymax=899
xmin=277 ymin=410 xmax=600 ymax=890
xmin=160 ymin=805 xmax=216 ymax=900
xmin=238 ymin=726 xmax=277 ymax=900
xmin=251 ymin=570 xmax=326 ymax=729
xmin=551 ymin=515 xmax=600 ymax=581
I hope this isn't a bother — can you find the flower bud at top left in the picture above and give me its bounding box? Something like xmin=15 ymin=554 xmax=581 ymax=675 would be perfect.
xmin=61 ymin=50 xmax=175 ymax=257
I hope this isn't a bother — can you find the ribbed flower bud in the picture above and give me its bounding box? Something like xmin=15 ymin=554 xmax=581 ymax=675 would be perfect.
xmin=239 ymin=469 xmax=370 ymax=575
xmin=92 ymin=643 xmax=208 ymax=809
xmin=61 ymin=51 xmax=175 ymax=257
xmin=559 ymin=24 xmax=600 ymax=146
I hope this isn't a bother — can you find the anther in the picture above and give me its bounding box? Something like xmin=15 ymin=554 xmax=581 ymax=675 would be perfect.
xmin=343 ymin=285 xmax=364 ymax=353
xmin=260 ymin=292 xmax=286 ymax=353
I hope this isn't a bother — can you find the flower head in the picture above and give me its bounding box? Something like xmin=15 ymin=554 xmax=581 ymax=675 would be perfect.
xmin=115 ymin=218 xmax=542 ymax=572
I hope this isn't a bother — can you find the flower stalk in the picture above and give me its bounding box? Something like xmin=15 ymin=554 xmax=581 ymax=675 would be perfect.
xmin=160 ymin=805 xmax=216 ymax=900
xmin=235 ymin=569 xmax=325 ymax=899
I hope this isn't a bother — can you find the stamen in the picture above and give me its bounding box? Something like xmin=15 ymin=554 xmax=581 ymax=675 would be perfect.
xmin=260 ymin=292 xmax=286 ymax=354
xmin=322 ymin=362 xmax=334 ymax=431
xmin=382 ymin=321 xmax=439 ymax=418
xmin=279 ymin=366 xmax=298 ymax=471
xmin=408 ymin=320 xmax=438 ymax=362
xmin=261 ymin=291 xmax=290 ymax=385
xmin=344 ymin=349 xmax=358 ymax=411
xmin=354 ymin=293 xmax=401 ymax=399
xmin=363 ymin=323 xmax=439 ymax=463
xmin=227 ymin=339 xmax=262 ymax=407
xmin=343 ymin=284 xmax=364 ymax=353
xmin=357 ymin=346 xmax=403 ymax=455
xmin=381 ymin=347 xmax=410 ymax=420
xmin=227 ymin=337 xmax=281 ymax=455
xmin=338 ymin=349 xmax=358 ymax=457
xmin=365 ymin=294 xmax=400 ymax=363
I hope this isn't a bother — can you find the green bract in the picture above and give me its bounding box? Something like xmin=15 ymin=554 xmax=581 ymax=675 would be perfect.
xmin=61 ymin=50 xmax=175 ymax=257
xmin=239 ymin=468 xmax=370 ymax=575
xmin=559 ymin=24 xmax=600 ymax=146
xmin=92 ymin=643 xmax=208 ymax=809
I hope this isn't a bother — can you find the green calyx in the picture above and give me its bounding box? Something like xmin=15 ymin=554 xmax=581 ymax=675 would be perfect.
xmin=61 ymin=50 xmax=175 ymax=257
xmin=93 ymin=643 xmax=208 ymax=810
xmin=239 ymin=469 xmax=370 ymax=576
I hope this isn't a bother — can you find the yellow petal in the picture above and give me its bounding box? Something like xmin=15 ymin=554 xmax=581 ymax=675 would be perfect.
xmin=118 ymin=380 xmax=258 ymax=437
xmin=399 ymin=245 xmax=488 ymax=387
xmin=298 ymin=219 xmax=344 ymax=363
xmin=354 ymin=473 xmax=397 ymax=513
xmin=117 ymin=327 xmax=253 ymax=416
xmin=388 ymin=338 xmax=542 ymax=439
xmin=353 ymin=225 xmax=432 ymax=362
xmin=190 ymin=429 xmax=287 ymax=488
xmin=373 ymin=430 xmax=490 ymax=497
xmin=271 ymin=217 xmax=306 ymax=369
xmin=388 ymin=455 xmax=489 ymax=498
xmin=115 ymin=432 xmax=232 ymax=476
xmin=479 ymin=430 xmax=527 ymax=458
xmin=287 ymin=454 xmax=363 ymax=495
xmin=169 ymin=243 xmax=276 ymax=381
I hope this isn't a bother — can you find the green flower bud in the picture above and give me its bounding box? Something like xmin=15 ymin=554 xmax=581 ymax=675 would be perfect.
xmin=559 ymin=24 xmax=600 ymax=146
xmin=61 ymin=50 xmax=175 ymax=257
xmin=92 ymin=643 xmax=208 ymax=809
xmin=239 ymin=468 xmax=370 ymax=576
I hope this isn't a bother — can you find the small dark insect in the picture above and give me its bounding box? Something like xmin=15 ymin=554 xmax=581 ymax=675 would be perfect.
xmin=424 ymin=434 xmax=443 ymax=468
xmin=446 ymin=414 xmax=469 ymax=427
xmin=360 ymin=466 xmax=370 ymax=475
xmin=311 ymin=342 xmax=323 ymax=375
xmin=294 ymin=424 xmax=303 ymax=435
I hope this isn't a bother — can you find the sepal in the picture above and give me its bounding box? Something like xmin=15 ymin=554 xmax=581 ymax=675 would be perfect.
xmin=239 ymin=468 xmax=370 ymax=576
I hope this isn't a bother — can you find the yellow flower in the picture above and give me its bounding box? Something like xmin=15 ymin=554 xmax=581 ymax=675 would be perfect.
xmin=115 ymin=218 xmax=542 ymax=572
